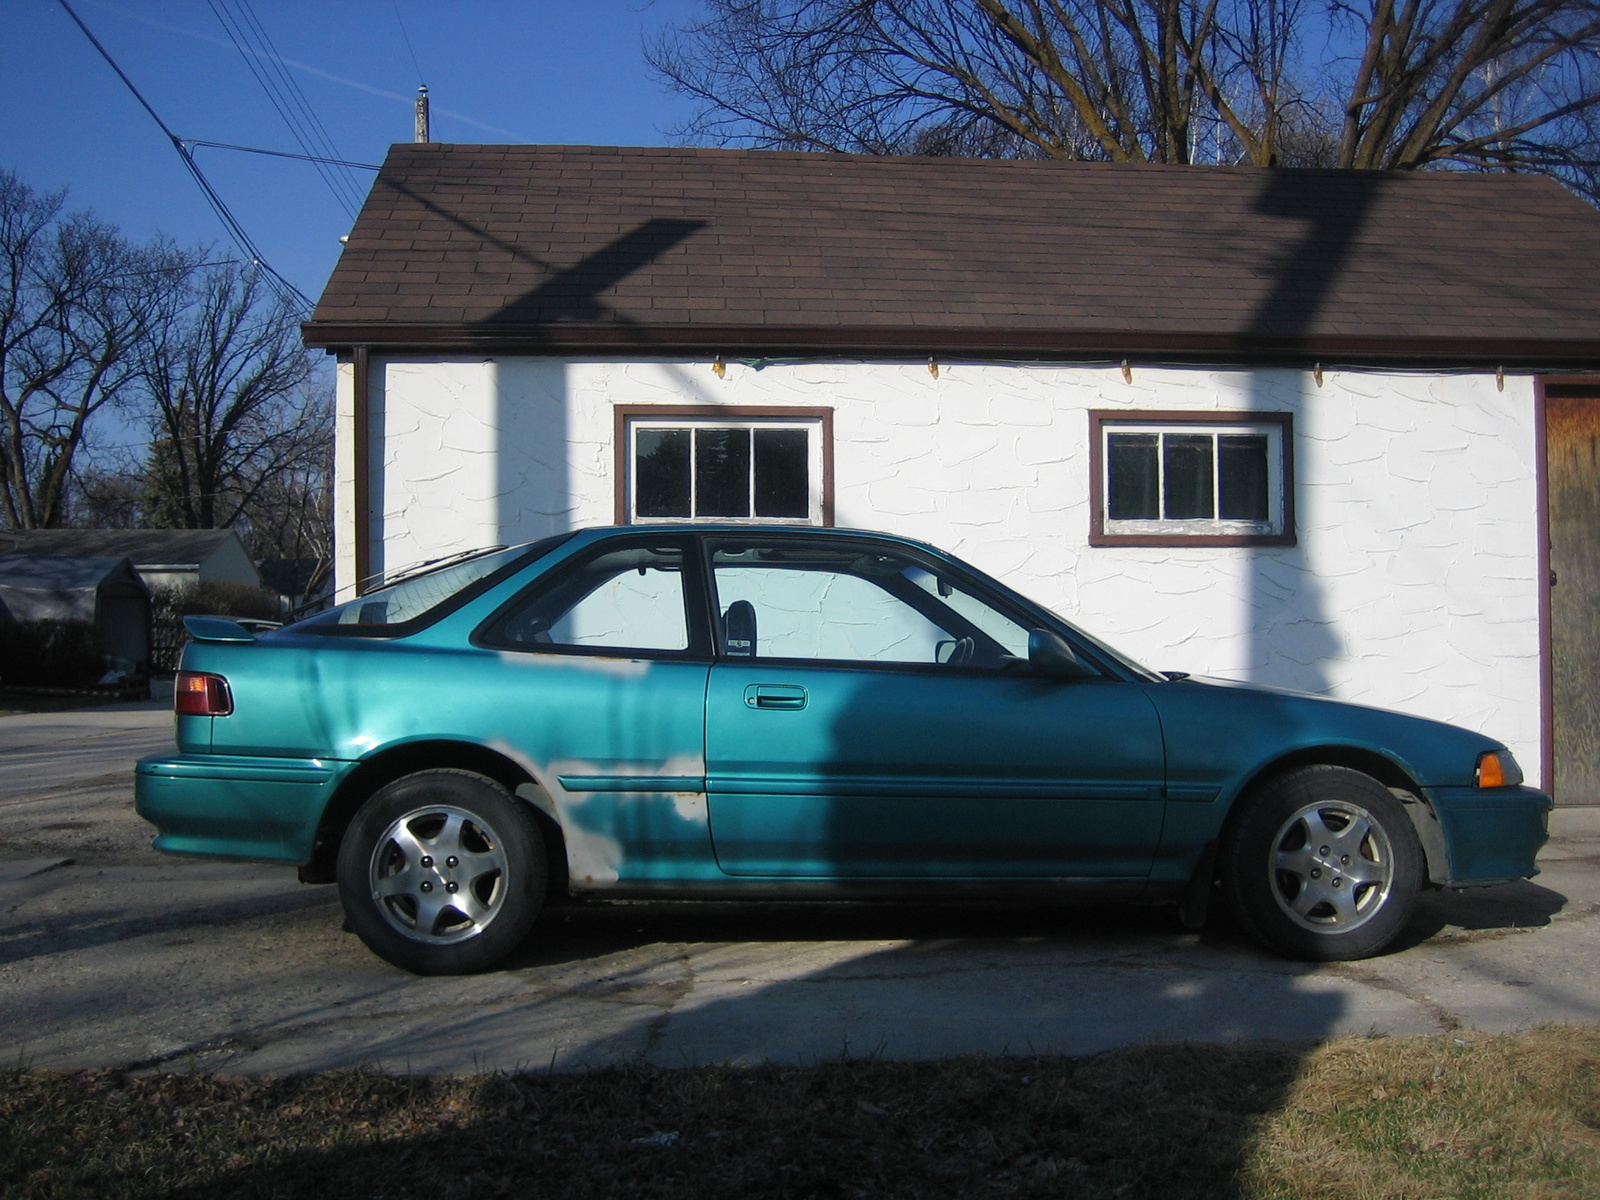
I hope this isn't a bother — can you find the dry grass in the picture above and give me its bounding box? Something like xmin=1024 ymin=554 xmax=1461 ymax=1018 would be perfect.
xmin=1243 ymin=1028 xmax=1600 ymax=1199
xmin=2 ymin=1029 xmax=1597 ymax=1199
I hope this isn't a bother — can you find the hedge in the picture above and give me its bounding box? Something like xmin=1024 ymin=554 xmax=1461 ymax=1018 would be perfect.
xmin=0 ymin=618 xmax=107 ymax=687
xmin=150 ymin=581 xmax=284 ymax=672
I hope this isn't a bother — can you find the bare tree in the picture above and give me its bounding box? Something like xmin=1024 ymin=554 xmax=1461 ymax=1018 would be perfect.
xmin=65 ymin=458 xmax=144 ymax=528
xmin=0 ymin=170 xmax=192 ymax=529
xmin=138 ymin=264 xmax=322 ymax=538
xmin=650 ymin=0 xmax=1600 ymax=196
xmin=234 ymin=389 xmax=333 ymax=590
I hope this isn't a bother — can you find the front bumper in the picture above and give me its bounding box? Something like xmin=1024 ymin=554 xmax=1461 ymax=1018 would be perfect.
xmin=1423 ymin=784 xmax=1552 ymax=886
xmin=135 ymin=753 xmax=352 ymax=864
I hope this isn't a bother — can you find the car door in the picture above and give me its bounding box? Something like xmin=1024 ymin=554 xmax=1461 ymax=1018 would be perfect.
xmin=702 ymin=535 xmax=1167 ymax=880
xmin=472 ymin=536 xmax=715 ymax=887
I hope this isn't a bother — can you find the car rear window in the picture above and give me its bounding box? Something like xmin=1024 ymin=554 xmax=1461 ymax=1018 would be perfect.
xmin=291 ymin=537 xmax=571 ymax=637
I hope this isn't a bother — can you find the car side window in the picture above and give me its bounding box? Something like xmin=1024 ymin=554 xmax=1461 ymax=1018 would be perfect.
xmin=715 ymin=565 xmax=946 ymax=663
xmin=708 ymin=540 xmax=1032 ymax=668
xmin=487 ymin=544 xmax=690 ymax=653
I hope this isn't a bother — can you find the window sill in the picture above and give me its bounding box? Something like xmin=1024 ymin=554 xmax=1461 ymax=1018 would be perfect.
xmin=627 ymin=515 xmax=824 ymax=526
xmin=1089 ymin=530 xmax=1297 ymax=548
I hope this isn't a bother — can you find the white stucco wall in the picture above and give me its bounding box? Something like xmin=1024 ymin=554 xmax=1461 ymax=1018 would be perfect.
xmin=346 ymin=356 xmax=1543 ymax=781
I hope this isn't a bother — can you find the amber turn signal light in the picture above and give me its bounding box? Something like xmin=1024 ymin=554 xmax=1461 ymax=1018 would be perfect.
xmin=175 ymin=671 xmax=233 ymax=717
xmin=1475 ymin=750 xmax=1507 ymax=789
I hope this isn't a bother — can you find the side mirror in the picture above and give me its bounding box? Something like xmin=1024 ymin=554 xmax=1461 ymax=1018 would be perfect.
xmin=1028 ymin=629 xmax=1097 ymax=679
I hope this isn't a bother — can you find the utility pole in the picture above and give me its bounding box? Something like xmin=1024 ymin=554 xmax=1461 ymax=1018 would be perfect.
xmin=414 ymin=84 xmax=430 ymax=143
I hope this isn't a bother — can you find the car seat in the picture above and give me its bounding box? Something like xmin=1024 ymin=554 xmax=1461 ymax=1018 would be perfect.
xmin=723 ymin=599 xmax=757 ymax=657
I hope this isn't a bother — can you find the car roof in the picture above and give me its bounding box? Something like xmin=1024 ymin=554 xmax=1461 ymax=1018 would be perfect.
xmin=569 ymin=524 xmax=940 ymax=551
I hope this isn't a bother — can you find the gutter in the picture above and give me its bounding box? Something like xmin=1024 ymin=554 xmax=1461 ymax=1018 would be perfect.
xmin=300 ymin=321 xmax=1600 ymax=372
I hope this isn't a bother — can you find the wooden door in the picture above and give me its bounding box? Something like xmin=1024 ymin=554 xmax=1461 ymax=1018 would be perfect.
xmin=1546 ymin=388 xmax=1600 ymax=805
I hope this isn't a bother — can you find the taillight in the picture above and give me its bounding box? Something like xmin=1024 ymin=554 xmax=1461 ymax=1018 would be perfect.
xmin=175 ymin=671 xmax=233 ymax=716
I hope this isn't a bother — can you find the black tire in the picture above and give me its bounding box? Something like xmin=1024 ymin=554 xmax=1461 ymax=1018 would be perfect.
xmin=336 ymin=770 xmax=546 ymax=975
xmin=1222 ymin=765 xmax=1423 ymax=961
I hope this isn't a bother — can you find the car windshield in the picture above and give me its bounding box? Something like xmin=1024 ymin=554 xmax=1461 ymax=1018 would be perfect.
xmin=294 ymin=545 xmax=536 ymax=631
xmin=1060 ymin=622 xmax=1166 ymax=682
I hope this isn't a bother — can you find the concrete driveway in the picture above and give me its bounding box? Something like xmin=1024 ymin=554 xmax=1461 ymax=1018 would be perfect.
xmin=2 ymin=694 xmax=1597 ymax=1075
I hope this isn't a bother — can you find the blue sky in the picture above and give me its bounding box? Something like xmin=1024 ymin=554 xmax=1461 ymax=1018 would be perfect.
xmin=4 ymin=0 xmax=703 ymax=304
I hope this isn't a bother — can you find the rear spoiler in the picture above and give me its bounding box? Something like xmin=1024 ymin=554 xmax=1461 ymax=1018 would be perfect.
xmin=182 ymin=615 xmax=256 ymax=644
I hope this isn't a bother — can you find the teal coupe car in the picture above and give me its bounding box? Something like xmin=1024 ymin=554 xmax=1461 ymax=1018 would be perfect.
xmin=136 ymin=526 xmax=1550 ymax=974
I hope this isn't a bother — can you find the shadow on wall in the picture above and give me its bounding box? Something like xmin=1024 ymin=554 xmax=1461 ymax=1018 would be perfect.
xmin=366 ymin=369 xmax=388 ymax=584
xmin=1240 ymin=369 xmax=1339 ymax=694
xmin=479 ymin=217 xmax=710 ymax=545
xmin=364 ymin=199 xmax=710 ymax=564
xmin=1241 ymin=173 xmax=1387 ymax=693
xmin=494 ymin=359 xmax=574 ymax=545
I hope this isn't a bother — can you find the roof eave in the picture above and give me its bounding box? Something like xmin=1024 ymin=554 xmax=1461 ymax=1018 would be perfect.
xmin=300 ymin=321 xmax=1600 ymax=371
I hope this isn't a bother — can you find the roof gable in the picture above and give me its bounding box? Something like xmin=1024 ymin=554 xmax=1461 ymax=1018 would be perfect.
xmin=0 ymin=555 xmax=146 ymax=624
xmin=305 ymin=144 xmax=1600 ymax=367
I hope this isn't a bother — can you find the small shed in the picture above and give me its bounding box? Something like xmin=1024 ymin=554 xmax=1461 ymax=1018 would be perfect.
xmin=0 ymin=554 xmax=150 ymax=669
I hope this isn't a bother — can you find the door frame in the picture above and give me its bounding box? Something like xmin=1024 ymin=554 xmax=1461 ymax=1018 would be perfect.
xmin=1536 ymin=375 xmax=1600 ymax=799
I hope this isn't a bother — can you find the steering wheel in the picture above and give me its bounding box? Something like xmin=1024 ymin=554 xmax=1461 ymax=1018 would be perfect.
xmin=946 ymin=636 xmax=975 ymax=666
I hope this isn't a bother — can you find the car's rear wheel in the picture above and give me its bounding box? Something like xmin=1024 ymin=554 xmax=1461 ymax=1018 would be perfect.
xmin=337 ymin=770 xmax=546 ymax=975
xmin=1222 ymin=765 xmax=1423 ymax=961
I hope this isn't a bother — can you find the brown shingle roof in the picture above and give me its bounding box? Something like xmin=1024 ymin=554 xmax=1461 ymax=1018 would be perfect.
xmin=302 ymin=143 xmax=1600 ymax=366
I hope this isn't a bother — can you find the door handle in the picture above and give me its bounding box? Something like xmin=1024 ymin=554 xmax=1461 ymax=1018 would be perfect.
xmin=744 ymin=684 xmax=807 ymax=710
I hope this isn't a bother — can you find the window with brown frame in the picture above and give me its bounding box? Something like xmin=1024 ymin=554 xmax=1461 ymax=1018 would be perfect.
xmin=1089 ymin=410 xmax=1295 ymax=547
xmin=614 ymin=406 xmax=834 ymax=526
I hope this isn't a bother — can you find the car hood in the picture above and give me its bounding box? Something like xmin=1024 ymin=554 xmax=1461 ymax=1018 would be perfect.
xmin=1151 ymin=673 xmax=1511 ymax=790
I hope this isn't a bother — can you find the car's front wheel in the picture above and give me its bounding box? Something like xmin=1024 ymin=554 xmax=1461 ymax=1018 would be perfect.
xmin=337 ymin=770 xmax=546 ymax=975
xmin=1222 ymin=765 xmax=1423 ymax=961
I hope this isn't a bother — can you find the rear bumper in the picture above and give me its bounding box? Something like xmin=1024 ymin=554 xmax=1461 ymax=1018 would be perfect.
xmin=135 ymin=753 xmax=352 ymax=864
xmin=1424 ymin=784 xmax=1552 ymax=886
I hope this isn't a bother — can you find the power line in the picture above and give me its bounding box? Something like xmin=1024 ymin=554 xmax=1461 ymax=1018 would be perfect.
xmin=390 ymin=0 xmax=426 ymax=88
xmin=205 ymin=0 xmax=368 ymax=219
xmin=231 ymin=0 xmax=369 ymax=213
xmin=55 ymin=0 xmax=313 ymax=313
xmin=220 ymin=0 xmax=366 ymax=213
xmin=182 ymin=139 xmax=380 ymax=172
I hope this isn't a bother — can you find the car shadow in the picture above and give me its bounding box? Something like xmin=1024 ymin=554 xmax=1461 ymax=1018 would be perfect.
xmin=1391 ymin=879 xmax=1569 ymax=951
xmin=499 ymin=898 xmax=1180 ymax=971
xmin=506 ymin=874 xmax=1572 ymax=973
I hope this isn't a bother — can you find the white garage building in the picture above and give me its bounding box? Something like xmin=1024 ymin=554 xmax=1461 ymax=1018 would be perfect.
xmin=302 ymin=144 xmax=1600 ymax=800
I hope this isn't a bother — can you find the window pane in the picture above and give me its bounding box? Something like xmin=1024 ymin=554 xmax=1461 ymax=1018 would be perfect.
xmin=496 ymin=545 xmax=688 ymax=652
xmin=753 ymin=429 xmax=810 ymax=518
xmin=635 ymin=429 xmax=690 ymax=518
xmin=551 ymin=568 xmax=687 ymax=650
xmin=316 ymin=546 xmax=530 ymax=628
xmin=1107 ymin=434 xmax=1159 ymax=519
xmin=1163 ymin=434 xmax=1215 ymax=520
xmin=902 ymin=566 xmax=1031 ymax=658
xmin=714 ymin=565 xmax=948 ymax=663
xmin=696 ymin=428 xmax=751 ymax=517
xmin=1218 ymin=435 xmax=1270 ymax=521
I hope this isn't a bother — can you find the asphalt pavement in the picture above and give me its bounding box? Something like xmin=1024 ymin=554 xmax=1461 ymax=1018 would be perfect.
xmin=2 ymin=693 xmax=1597 ymax=1075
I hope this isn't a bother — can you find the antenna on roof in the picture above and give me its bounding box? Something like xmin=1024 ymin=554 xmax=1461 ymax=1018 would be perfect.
xmin=414 ymin=85 xmax=430 ymax=143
